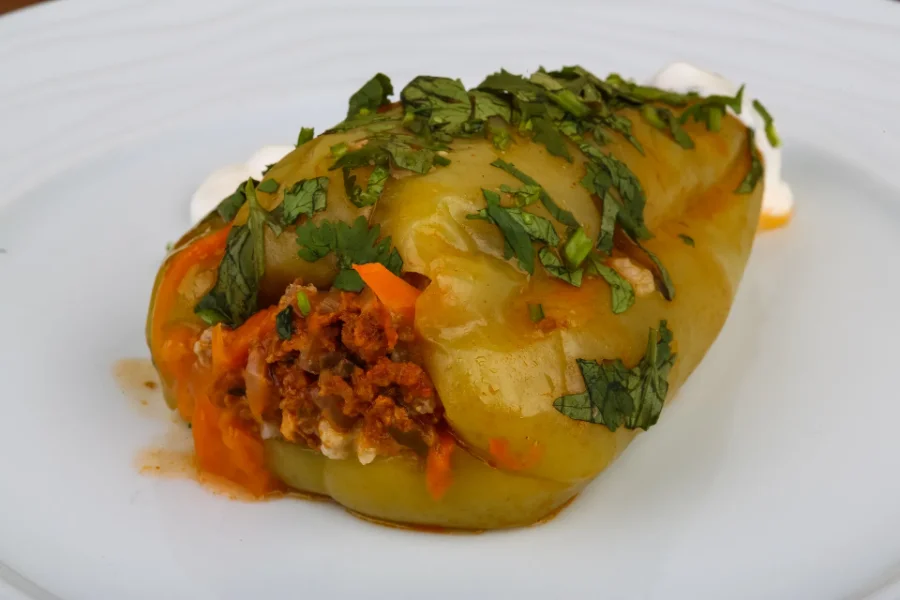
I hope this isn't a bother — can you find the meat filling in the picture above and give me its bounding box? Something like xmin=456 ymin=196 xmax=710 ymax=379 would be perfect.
xmin=197 ymin=280 xmax=442 ymax=464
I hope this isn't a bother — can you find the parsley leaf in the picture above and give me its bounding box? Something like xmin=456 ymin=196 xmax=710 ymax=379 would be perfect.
xmin=539 ymin=247 xmax=583 ymax=286
xmin=490 ymin=159 xmax=579 ymax=229
xmin=596 ymin=193 xmax=619 ymax=254
xmin=296 ymin=127 xmax=315 ymax=147
xmin=579 ymin=144 xmax=651 ymax=240
xmin=531 ymin=117 xmax=571 ymax=161
xmin=636 ymin=241 xmax=675 ymax=301
xmin=469 ymin=189 xmax=535 ymax=274
xmin=401 ymin=76 xmax=472 ymax=135
xmin=470 ymin=90 xmax=511 ymax=124
xmin=276 ymin=306 xmax=293 ymax=340
xmin=585 ymin=255 xmax=635 ymax=314
xmin=598 ymin=114 xmax=644 ymax=154
xmin=282 ymin=177 xmax=329 ymax=225
xmin=295 ymin=216 xmax=402 ymax=292
xmin=735 ymin=130 xmax=764 ymax=194
xmin=332 ymin=136 xmax=444 ymax=176
xmin=257 ymin=179 xmax=279 ymax=194
xmin=195 ymin=180 xmax=271 ymax=327
xmin=553 ymin=321 xmax=676 ymax=431
xmin=344 ymin=164 xmax=389 ymax=208
xmin=215 ymin=180 xmax=253 ymax=222
xmin=347 ymin=73 xmax=393 ymax=119
xmin=500 ymin=183 xmax=541 ymax=207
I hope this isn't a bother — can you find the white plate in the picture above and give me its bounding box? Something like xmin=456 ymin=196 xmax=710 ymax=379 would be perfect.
xmin=1 ymin=1 xmax=900 ymax=599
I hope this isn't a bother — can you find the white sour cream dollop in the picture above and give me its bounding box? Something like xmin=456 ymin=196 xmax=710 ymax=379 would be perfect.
xmin=650 ymin=62 xmax=793 ymax=223
xmin=189 ymin=145 xmax=295 ymax=225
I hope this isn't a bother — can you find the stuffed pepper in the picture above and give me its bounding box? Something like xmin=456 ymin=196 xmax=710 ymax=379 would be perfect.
xmin=146 ymin=66 xmax=771 ymax=529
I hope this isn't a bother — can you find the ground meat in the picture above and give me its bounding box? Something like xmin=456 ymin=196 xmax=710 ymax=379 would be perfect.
xmin=208 ymin=279 xmax=443 ymax=464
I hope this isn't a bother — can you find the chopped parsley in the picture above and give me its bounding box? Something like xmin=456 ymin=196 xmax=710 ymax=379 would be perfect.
xmin=401 ymin=76 xmax=472 ymax=136
xmin=538 ymin=247 xmax=583 ymax=287
xmin=678 ymin=234 xmax=695 ymax=247
xmin=735 ymin=130 xmax=764 ymax=194
xmin=468 ymin=189 xmax=538 ymax=274
xmin=215 ymin=180 xmax=254 ymax=222
xmin=347 ymin=73 xmax=393 ymax=119
xmin=344 ymin=164 xmax=389 ymax=208
xmin=490 ymin=159 xmax=578 ymax=229
xmin=585 ymin=255 xmax=635 ymax=314
xmin=275 ymin=306 xmax=293 ymax=340
xmin=296 ymin=127 xmax=315 ymax=147
xmin=553 ymin=321 xmax=675 ymax=431
xmin=281 ymin=177 xmax=329 ymax=225
xmin=295 ymin=216 xmax=402 ymax=292
xmin=257 ymin=179 xmax=279 ymax=194
xmin=195 ymin=180 xmax=271 ymax=327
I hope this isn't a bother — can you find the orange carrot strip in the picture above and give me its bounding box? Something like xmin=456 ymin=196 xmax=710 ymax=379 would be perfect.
xmin=192 ymin=391 xmax=280 ymax=497
xmin=426 ymin=431 xmax=456 ymax=501
xmin=352 ymin=263 xmax=421 ymax=323
xmin=488 ymin=437 xmax=543 ymax=471
xmin=150 ymin=226 xmax=231 ymax=351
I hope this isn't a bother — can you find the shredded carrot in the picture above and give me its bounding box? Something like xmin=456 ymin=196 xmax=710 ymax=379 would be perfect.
xmin=488 ymin=437 xmax=543 ymax=471
xmin=425 ymin=431 xmax=455 ymax=501
xmin=192 ymin=391 xmax=280 ymax=497
xmin=209 ymin=306 xmax=279 ymax=375
xmin=149 ymin=226 xmax=231 ymax=353
xmin=352 ymin=263 xmax=421 ymax=323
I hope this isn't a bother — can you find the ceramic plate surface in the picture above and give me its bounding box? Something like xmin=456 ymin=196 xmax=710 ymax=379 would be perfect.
xmin=1 ymin=1 xmax=900 ymax=599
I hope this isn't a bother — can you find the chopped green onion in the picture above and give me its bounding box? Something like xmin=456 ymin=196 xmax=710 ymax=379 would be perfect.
xmin=563 ymin=227 xmax=592 ymax=269
xmin=752 ymin=99 xmax=781 ymax=148
xmin=528 ymin=303 xmax=545 ymax=323
xmin=640 ymin=105 xmax=666 ymax=129
xmin=330 ymin=142 xmax=349 ymax=158
xmin=296 ymin=290 xmax=311 ymax=317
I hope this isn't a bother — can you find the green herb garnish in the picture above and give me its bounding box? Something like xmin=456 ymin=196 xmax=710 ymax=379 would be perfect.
xmin=401 ymin=76 xmax=472 ymax=136
xmin=528 ymin=303 xmax=545 ymax=323
xmin=678 ymin=234 xmax=695 ymax=247
xmin=330 ymin=142 xmax=349 ymax=159
xmin=553 ymin=321 xmax=675 ymax=431
xmin=282 ymin=177 xmax=329 ymax=225
xmin=538 ymin=247 xmax=583 ymax=286
xmin=562 ymin=227 xmax=592 ymax=269
xmin=195 ymin=180 xmax=270 ymax=327
xmin=295 ymin=216 xmax=402 ymax=292
xmin=752 ymin=99 xmax=780 ymax=148
xmin=257 ymin=179 xmax=279 ymax=194
xmin=490 ymin=159 xmax=579 ymax=229
xmin=215 ymin=180 xmax=253 ymax=222
xmin=344 ymin=164 xmax=389 ymax=208
xmin=347 ymin=73 xmax=393 ymax=119
xmin=585 ymin=255 xmax=635 ymax=314
xmin=296 ymin=127 xmax=315 ymax=147
xmin=296 ymin=290 xmax=311 ymax=317
xmin=735 ymin=130 xmax=763 ymax=194
xmin=275 ymin=306 xmax=293 ymax=340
